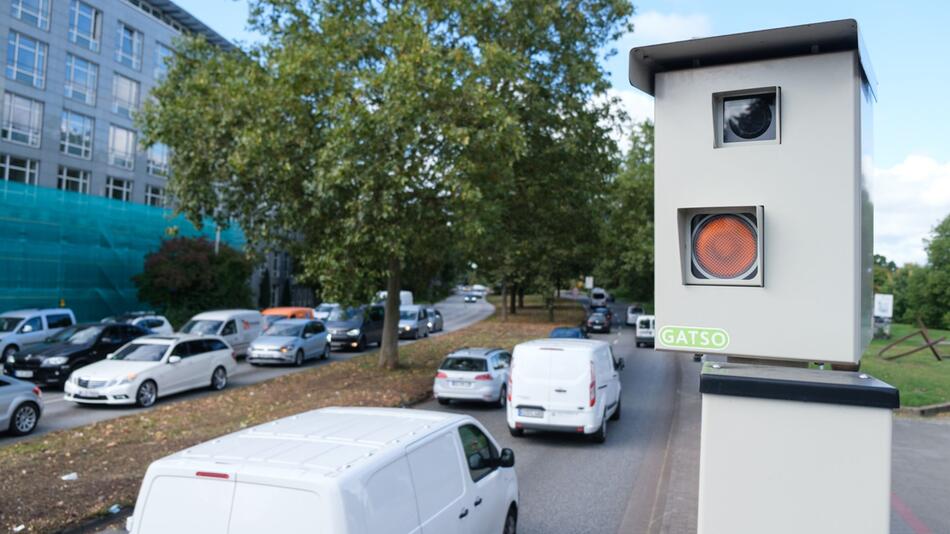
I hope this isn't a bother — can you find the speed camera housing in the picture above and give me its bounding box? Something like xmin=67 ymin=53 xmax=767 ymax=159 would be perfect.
xmin=630 ymin=20 xmax=875 ymax=365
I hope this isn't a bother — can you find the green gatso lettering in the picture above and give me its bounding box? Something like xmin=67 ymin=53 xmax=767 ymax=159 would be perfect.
xmin=658 ymin=325 xmax=729 ymax=351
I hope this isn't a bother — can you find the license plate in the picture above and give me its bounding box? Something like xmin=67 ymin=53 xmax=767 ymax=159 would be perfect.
xmin=518 ymin=408 xmax=544 ymax=418
xmin=449 ymin=381 xmax=472 ymax=388
xmin=14 ymin=370 xmax=33 ymax=378
xmin=78 ymin=388 xmax=98 ymax=397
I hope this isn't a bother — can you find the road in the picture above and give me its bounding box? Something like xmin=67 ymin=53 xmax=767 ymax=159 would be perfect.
xmin=5 ymin=295 xmax=494 ymax=446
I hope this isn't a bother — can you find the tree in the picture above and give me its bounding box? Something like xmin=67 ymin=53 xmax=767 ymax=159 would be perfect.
xmin=133 ymin=237 xmax=253 ymax=327
xmin=873 ymin=254 xmax=897 ymax=294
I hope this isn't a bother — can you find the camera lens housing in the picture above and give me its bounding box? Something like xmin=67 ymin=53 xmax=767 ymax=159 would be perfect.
xmin=715 ymin=87 xmax=780 ymax=146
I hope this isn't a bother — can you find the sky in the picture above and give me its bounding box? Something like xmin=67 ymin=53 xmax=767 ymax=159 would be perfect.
xmin=175 ymin=0 xmax=950 ymax=265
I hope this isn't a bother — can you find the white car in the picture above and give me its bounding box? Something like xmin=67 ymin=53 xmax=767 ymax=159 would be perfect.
xmin=0 ymin=308 xmax=76 ymax=360
xmin=625 ymin=305 xmax=645 ymax=326
xmin=126 ymin=407 xmax=519 ymax=534
xmin=590 ymin=288 xmax=608 ymax=307
xmin=64 ymin=334 xmax=236 ymax=407
xmin=636 ymin=315 xmax=656 ymax=348
xmin=434 ymin=348 xmax=511 ymax=407
xmin=507 ymin=338 xmax=623 ymax=443
xmin=102 ymin=313 xmax=174 ymax=335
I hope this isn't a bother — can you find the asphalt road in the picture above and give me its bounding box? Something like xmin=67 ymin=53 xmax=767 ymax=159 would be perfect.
xmin=4 ymin=294 xmax=494 ymax=446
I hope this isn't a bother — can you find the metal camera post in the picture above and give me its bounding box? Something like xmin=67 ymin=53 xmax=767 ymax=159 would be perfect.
xmin=628 ymin=20 xmax=899 ymax=534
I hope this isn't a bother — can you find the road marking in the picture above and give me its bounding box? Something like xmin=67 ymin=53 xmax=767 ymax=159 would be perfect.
xmin=892 ymin=493 xmax=933 ymax=534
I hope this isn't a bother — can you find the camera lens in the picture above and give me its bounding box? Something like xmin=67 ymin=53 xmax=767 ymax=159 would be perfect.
xmin=724 ymin=94 xmax=774 ymax=140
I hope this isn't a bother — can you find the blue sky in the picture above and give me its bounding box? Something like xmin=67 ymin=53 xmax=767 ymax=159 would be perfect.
xmin=177 ymin=0 xmax=950 ymax=265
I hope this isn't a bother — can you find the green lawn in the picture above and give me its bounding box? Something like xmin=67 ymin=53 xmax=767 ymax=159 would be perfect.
xmin=861 ymin=323 xmax=950 ymax=407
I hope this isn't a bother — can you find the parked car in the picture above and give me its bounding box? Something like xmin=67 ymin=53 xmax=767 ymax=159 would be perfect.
xmin=464 ymin=293 xmax=479 ymax=303
xmin=0 ymin=375 xmax=42 ymax=436
xmin=549 ymin=326 xmax=588 ymax=339
xmin=0 ymin=308 xmax=76 ymax=361
xmin=261 ymin=307 xmax=315 ymax=330
xmin=376 ymin=290 xmax=414 ymax=306
xmin=591 ymin=305 xmax=613 ymax=325
xmin=313 ymin=302 xmax=340 ymax=321
xmin=179 ymin=310 xmax=263 ymax=356
xmin=326 ymin=305 xmax=384 ymax=351
xmin=434 ymin=348 xmax=512 ymax=407
xmin=64 ymin=334 xmax=236 ymax=407
xmin=102 ymin=312 xmax=173 ymax=335
xmin=398 ymin=305 xmax=429 ymax=339
xmin=248 ymin=319 xmax=329 ymax=366
xmin=125 ymin=407 xmax=519 ymax=534
xmin=586 ymin=312 xmax=611 ymax=334
xmin=636 ymin=315 xmax=656 ymax=348
xmin=626 ymin=305 xmax=645 ymax=326
xmin=4 ymin=323 xmax=148 ymax=387
xmin=425 ymin=307 xmax=444 ymax=333
xmin=590 ymin=288 xmax=608 ymax=307
xmin=507 ymin=338 xmax=623 ymax=443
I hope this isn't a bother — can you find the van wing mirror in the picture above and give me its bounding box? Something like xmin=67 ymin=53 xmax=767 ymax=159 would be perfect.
xmin=499 ymin=448 xmax=515 ymax=468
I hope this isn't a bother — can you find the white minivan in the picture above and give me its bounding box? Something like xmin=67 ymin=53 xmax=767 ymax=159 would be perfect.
xmin=126 ymin=407 xmax=520 ymax=534
xmin=179 ymin=310 xmax=263 ymax=356
xmin=590 ymin=288 xmax=608 ymax=307
xmin=507 ymin=338 xmax=623 ymax=443
xmin=0 ymin=308 xmax=76 ymax=360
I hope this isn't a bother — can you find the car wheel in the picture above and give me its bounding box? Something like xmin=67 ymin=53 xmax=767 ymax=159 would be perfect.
xmin=412 ymin=329 xmax=419 ymax=340
xmin=503 ymin=506 xmax=517 ymax=534
xmin=2 ymin=345 xmax=19 ymax=360
xmin=294 ymin=350 xmax=304 ymax=367
xmin=357 ymin=336 xmax=366 ymax=352
xmin=322 ymin=345 xmax=330 ymax=360
xmin=136 ymin=380 xmax=158 ymax=408
xmin=9 ymin=402 xmax=39 ymax=436
xmin=508 ymin=426 xmax=524 ymax=438
xmin=437 ymin=398 xmax=451 ymax=406
xmin=610 ymin=396 xmax=621 ymax=421
xmin=591 ymin=412 xmax=607 ymax=444
xmin=496 ymin=385 xmax=507 ymax=408
xmin=210 ymin=366 xmax=228 ymax=391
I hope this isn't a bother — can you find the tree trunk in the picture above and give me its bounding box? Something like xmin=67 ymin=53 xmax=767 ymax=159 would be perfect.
xmin=518 ymin=286 xmax=525 ymax=308
xmin=501 ymin=281 xmax=508 ymax=322
xmin=509 ymin=284 xmax=517 ymax=315
xmin=378 ymin=257 xmax=401 ymax=369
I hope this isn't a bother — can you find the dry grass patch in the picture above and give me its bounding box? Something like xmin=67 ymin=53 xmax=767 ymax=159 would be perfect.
xmin=0 ymin=298 xmax=582 ymax=533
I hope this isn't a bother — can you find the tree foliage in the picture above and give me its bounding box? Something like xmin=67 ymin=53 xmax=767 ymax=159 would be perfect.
xmin=133 ymin=237 xmax=253 ymax=327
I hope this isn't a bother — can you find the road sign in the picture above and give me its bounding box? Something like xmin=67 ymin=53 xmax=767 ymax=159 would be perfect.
xmin=874 ymin=294 xmax=893 ymax=318
xmin=584 ymin=276 xmax=593 ymax=290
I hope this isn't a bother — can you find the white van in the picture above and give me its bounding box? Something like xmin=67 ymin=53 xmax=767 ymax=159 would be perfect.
xmin=126 ymin=407 xmax=520 ymax=534
xmin=507 ymin=338 xmax=623 ymax=443
xmin=590 ymin=288 xmax=608 ymax=307
xmin=635 ymin=315 xmax=655 ymax=348
xmin=376 ymin=290 xmax=414 ymax=306
xmin=0 ymin=308 xmax=77 ymax=360
xmin=179 ymin=310 xmax=263 ymax=356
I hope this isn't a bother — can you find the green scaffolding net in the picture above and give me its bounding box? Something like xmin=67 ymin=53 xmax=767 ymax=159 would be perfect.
xmin=0 ymin=181 xmax=245 ymax=322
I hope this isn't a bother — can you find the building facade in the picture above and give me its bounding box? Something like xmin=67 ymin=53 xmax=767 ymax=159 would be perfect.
xmin=1 ymin=0 xmax=230 ymax=204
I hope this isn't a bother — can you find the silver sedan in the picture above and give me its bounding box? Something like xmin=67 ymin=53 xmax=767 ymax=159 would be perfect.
xmin=0 ymin=375 xmax=42 ymax=436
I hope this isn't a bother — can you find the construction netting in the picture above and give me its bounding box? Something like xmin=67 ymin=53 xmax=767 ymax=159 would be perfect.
xmin=0 ymin=181 xmax=244 ymax=321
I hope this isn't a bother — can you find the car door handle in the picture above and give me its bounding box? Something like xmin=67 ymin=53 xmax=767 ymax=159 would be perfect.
xmin=554 ymin=388 xmax=567 ymax=393
xmin=459 ymin=508 xmax=469 ymax=519
xmin=598 ymin=385 xmax=608 ymax=390
xmin=474 ymin=497 xmax=483 ymax=507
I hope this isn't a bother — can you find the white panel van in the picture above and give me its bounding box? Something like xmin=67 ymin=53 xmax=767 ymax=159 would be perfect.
xmin=507 ymin=339 xmax=624 ymax=443
xmin=126 ymin=407 xmax=519 ymax=534
xmin=179 ymin=310 xmax=263 ymax=356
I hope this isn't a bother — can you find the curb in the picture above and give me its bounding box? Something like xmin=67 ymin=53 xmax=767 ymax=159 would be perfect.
xmin=898 ymin=402 xmax=950 ymax=417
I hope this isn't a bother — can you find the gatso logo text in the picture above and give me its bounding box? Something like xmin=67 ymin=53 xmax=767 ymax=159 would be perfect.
xmin=658 ymin=326 xmax=730 ymax=351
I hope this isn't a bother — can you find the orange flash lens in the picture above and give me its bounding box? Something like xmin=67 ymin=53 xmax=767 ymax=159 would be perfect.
xmin=693 ymin=215 xmax=757 ymax=279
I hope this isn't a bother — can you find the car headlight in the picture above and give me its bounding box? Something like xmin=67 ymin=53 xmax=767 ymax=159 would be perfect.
xmin=427 ymin=322 xmax=433 ymax=328
xmin=41 ymin=356 xmax=69 ymax=367
xmin=279 ymin=344 xmax=295 ymax=353
xmin=5 ymin=354 xmax=13 ymax=364
xmin=106 ymin=373 xmax=137 ymax=387
xmin=402 ymin=325 xmax=411 ymax=331
xmin=346 ymin=329 xmax=360 ymax=337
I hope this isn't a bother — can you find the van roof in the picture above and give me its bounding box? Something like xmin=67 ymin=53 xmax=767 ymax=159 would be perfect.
xmin=517 ymin=338 xmax=610 ymax=351
xmin=161 ymin=407 xmax=469 ymax=481
xmin=0 ymin=308 xmax=73 ymax=316
xmin=261 ymin=307 xmax=314 ymax=316
xmin=190 ymin=309 xmax=261 ymax=320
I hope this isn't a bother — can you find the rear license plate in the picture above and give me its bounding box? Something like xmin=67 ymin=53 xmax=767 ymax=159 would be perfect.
xmin=518 ymin=408 xmax=544 ymax=418
xmin=14 ymin=370 xmax=33 ymax=378
xmin=449 ymin=381 xmax=472 ymax=388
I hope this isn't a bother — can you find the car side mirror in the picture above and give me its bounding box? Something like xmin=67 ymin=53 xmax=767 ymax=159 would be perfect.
xmin=499 ymin=448 xmax=515 ymax=468
xmin=303 ymin=333 xmax=312 ymax=339
xmin=101 ymin=337 xmax=116 ymax=344
xmin=168 ymin=355 xmax=182 ymax=364
xmin=106 ymin=353 xmax=115 ymax=360
xmin=617 ymin=358 xmax=625 ymax=371
xmin=21 ymin=325 xmax=33 ymax=333
xmin=468 ymin=453 xmax=487 ymax=471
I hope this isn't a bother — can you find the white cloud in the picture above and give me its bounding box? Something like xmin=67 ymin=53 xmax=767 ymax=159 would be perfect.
xmin=872 ymin=155 xmax=950 ymax=265
xmin=630 ymin=11 xmax=713 ymax=46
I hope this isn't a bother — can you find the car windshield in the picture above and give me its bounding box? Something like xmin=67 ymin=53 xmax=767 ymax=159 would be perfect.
xmin=0 ymin=317 xmax=24 ymax=332
xmin=64 ymin=325 xmax=104 ymax=345
xmin=551 ymin=328 xmax=582 ymax=338
xmin=399 ymin=310 xmax=417 ymax=320
xmin=47 ymin=325 xmax=83 ymax=342
xmin=327 ymin=308 xmax=357 ymax=321
xmin=590 ymin=313 xmax=606 ymax=321
xmin=315 ymin=304 xmax=337 ymax=313
xmin=593 ymin=307 xmax=609 ymax=314
xmin=111 ymin=343 xmax=168 ymax=362
xmin=265 ymin=324 xmax=303 ymax=337
xmin=180 ymin=320 xmax=222 ymax=335
xmin=630 ymin=308 xmax=644 ymax=314
xmin=440 ymin=357 xmax=488 ymax=372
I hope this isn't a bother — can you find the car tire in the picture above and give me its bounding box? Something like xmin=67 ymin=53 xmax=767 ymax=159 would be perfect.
xmin=357 ymin=336 xmax=366 ymax=352
xmin=136 ymin=380 xmax=158 ymax=408
xmin=2 ymin=345 xmax=19 ymax=361
xmin=508 ymin=426 xmax=524 ymax=437
xmin=210 ymin=366 xmax=228 ymax=391
xmin=321 ymin=345 xmax=330 ymax=360
xmin=9 ymin=401 xmax=39 ymax=436
xmin=496 ymin=385 xmax=507 ymax=408
xmin=610 ymin=396 xmax=621 ymax=421
xmin=437 ymin=398 xmax=451 ymax=406
xmin=590 ymin=413 xmax=607 ymax=444
xmin=294 ymin=350 xmax=304 ymax=367
xmin=412 ymin=329 xmax=419 ymax=340
xmin=503 ymin=505 xmax=518 ymax=534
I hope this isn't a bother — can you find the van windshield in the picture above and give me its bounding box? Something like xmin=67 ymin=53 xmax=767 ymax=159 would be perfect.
xmin=180 ymin=320 xmax=222 ymax=335
xmin=440 ymin=357 xmax=488 ymax=372
xmin=0 ymin=317 xmax=23 ymax=332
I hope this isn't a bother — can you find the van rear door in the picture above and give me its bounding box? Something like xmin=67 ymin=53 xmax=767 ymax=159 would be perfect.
xmin=135 ymin=469 xmax=235 ymax=534
xmin=510 ymin=348 xmax=552 ymax=408
xmin=546 ymin=350 xmax=592 ymax=413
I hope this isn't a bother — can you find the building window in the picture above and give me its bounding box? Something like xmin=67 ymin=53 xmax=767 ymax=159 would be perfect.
xmin=60 ymin=110 xmax=94 ymax=159
xmin=146 ymin=143 xmax=169 ymax=176
xmin=108 ymin=125 xmax=135 ymax=169
xmin=1 ymin=92 xmax=43 ymax=147
xmin=115 ymin=23 xmax=144 ymax=71
xmin=145 ymin=184 xmax=165 ymax=207
xmin=57 ymin=166 xmax=90 ymax=193
xmin=10 ymin=0 xmax=51 ymax=31
xmin=111 ymin=74 xmax=139 ymax=118
xmin=5 ymin=31 xmax=47 ymax=89
xmin=154 ymin=43 xmax=173 ymax=80
xmin=105 ymin=176 xmax=132 ymax=201
xmin=0 ymin=154 xmax=38 ymax=184
xmin=64 ymin=54 xmax=98 ymax=106
xmin=68 ymin=0 xmax=102 ymax=52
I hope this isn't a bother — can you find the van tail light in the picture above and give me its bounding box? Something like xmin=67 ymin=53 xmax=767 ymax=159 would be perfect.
xmin=589 ymin=362 xmax=596 ymax=407
xmin=196 ymin=471 xmax=229 ymax=480
xmin=474 ymin=374 xmax=492 ymax=381
xmin=507 ymin=361 xmax=513 ymax=402
xmin=435 ymin=371 xmax=448 ymax=379
xmin=32 ymin=386 xmax=41 ymax=398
